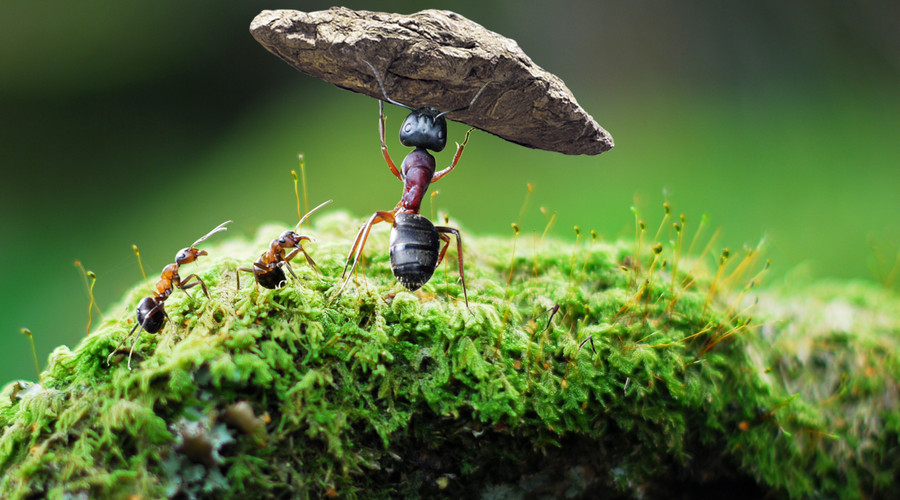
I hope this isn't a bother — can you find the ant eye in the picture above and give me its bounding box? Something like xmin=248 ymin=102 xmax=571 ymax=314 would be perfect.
xmin=437 ymin=130 xmax=443 ymax=139
xmin=403 ymin=123 xmax=413 ymax=133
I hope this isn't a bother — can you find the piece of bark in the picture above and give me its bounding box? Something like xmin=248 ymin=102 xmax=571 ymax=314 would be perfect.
xmin=250 ymin=8 xmax=613 ymax=156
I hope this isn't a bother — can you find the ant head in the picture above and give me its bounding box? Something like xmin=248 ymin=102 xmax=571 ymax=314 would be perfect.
xmin=279 ymin=231 xmax=313 ymax=248
xmin=362 ymin=60 xmax=491 ymax=153
xmin=175 ymin=247 xmax=206 ymax=266
xmin=400 ymin=108 xmax=448 ymax=152
xmin=277 ymin=231 xmax=298 ymax=247
xmin=174 ymin=220 xmax=230 ymax=265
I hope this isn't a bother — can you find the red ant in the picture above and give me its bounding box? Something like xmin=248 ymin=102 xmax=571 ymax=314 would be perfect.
xmin=108 ymin=220 xmax=230 ymax=369
xmin=337 ymin=61 xmax=490 ymax=306
xmin=238 ymin=199 xmax=332 ymax=289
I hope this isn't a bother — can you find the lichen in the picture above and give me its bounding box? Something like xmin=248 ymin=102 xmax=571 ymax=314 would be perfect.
xmin=1 ymin=211 xmax=898 ymax=499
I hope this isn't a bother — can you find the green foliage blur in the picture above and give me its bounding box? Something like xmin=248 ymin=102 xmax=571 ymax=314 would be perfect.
xmin=1 ymin=0 xmax=898 ymax=385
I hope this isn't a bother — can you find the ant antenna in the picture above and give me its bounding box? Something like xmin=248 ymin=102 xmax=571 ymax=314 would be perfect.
xmin=362 ymin=58 xmax=492 ymax=118
xmin=190 ymin=220 xmax=232 ymax=248
xmin=361 ymin=59 xmax=414 ymax=111
xmin=436 ymin=79 xmax=493 ymax=118
xmin=20 ymin=328 xmax=43 ymax=384
xmin=294 ymin=199 xmax=333 ymax=231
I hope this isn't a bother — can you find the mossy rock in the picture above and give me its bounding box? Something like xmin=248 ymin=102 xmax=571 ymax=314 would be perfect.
xmin=1 ymin=212 xmax=897 ymax=498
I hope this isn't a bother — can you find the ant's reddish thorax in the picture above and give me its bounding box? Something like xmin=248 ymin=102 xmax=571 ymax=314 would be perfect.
xmin=400 ymin=148 xmax=437 ymax=213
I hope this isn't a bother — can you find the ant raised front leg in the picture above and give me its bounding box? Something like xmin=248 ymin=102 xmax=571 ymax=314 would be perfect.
xmin=379 ymin=100 xmax=403 ymax=181
xmin=432 ymin=128 xmax=472 ymax=183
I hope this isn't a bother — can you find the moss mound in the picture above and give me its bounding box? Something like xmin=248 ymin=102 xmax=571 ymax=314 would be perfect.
xmin=1 ymin=212 xmax=898 ymax=498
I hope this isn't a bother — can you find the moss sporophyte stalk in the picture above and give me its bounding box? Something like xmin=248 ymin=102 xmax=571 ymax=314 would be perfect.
xmin=2 ymin=211 xmax=899 ymax=498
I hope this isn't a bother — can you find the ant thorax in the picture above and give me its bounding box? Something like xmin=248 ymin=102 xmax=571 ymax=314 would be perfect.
xmin=264 ymin=240 xmax=285 ymax=262
xmin=399 ymin=150 xmax=436 ymax=213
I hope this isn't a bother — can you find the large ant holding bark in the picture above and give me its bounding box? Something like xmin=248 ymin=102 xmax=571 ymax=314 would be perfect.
xmin=108 ymin=220 xmax=230 ymax=369
xmin=238 ymin=199 xmax=332 ymax=289
xmin=337 ymin=61 xmax=491 ymax=306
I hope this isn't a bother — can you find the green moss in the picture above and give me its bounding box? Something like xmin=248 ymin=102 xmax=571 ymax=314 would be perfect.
xmin=1 ymin=212 xmax=898 ymax=498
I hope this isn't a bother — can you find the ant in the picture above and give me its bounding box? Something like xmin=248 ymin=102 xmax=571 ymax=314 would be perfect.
xmin=108 ymin=220 xmax=231 ymax=369
xmin=337 ymin=61 xmax=491 ymax=306
xmin=238 ymin=199 xmax=332 ymax=289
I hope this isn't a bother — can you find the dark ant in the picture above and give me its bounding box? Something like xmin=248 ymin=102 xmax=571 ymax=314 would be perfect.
xmin=238 ymin=199 xmax=332 ymax=289
xmin=337 ymin=61 xmax=491 ymax=306
xmin=108 ymin=220 xmax=231 ymax=369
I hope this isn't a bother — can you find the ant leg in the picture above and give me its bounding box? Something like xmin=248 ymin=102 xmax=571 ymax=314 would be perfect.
xmin=280 ymin=260 xmax=299 ymax=282
xmin=436 ymin=233 xmax=451 ymax=266
xmin=126 ymin=331 xmax=142 ymax=370
xmin=107 ymin=321 xmax=140 ymax=366
xmin=236 ymin=263 xmax=268 ymax=290
xmin=341 ymin=223 xmax=370 ymax=278
xmin=341 ymin=211 xmax=394 ymax=278
xmin=337 ymin=211 xmax=395 ymax=296
xmin=299 ymin=248 xmax=321 ymax=274
xmin=435 ymin=226 xmax=469 ymax=309
xmin=236 ymin=267 xmax=252 ymax=290
xmin=432 ymin=128 xmax=472 ymax=183
xmin=284 ymin=245 xmax=321 ymax=275
xmin=380 ymin=100 xmax=403 ymax=181
xmin=177 ymin=274 xmax=209 ymax=300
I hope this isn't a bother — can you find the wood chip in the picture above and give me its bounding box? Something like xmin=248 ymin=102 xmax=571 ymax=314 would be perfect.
xmin=250 ymin=8 xmax=614 ymax=156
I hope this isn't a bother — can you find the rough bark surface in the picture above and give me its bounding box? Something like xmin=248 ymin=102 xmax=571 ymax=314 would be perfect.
xmin=249 ymin=8 xmax=614 ymax=156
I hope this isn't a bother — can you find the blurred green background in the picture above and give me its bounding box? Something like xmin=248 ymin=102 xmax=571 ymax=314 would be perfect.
xmin=1 ymin=1 xmax=898 ymax=385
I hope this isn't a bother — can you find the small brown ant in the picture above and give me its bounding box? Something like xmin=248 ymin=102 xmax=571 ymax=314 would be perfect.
xmin=337 ymin=61 xmax=491 ymax=306
xmin=238 ymin=199 xmax=332 ymax=289
xmin=108 ymin=220 xmax=231 ymax=369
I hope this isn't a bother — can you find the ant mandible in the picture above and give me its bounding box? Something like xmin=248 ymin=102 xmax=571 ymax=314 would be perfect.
xmin=337 ymin=61 xmax=491 ymax=306
xmin=108 ymin=220 xmax=231 ymax=369
xmin=238 ymin=199 xmax=332 ymax=290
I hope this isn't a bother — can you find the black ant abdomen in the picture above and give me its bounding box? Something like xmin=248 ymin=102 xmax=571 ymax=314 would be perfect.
xmin=390 ymin=213 xmax=441 ymax=291
xmin=135 ymin=296 xmax=166 ymax=334
xmin=254 ymin=264 xmax=289 ymax=290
